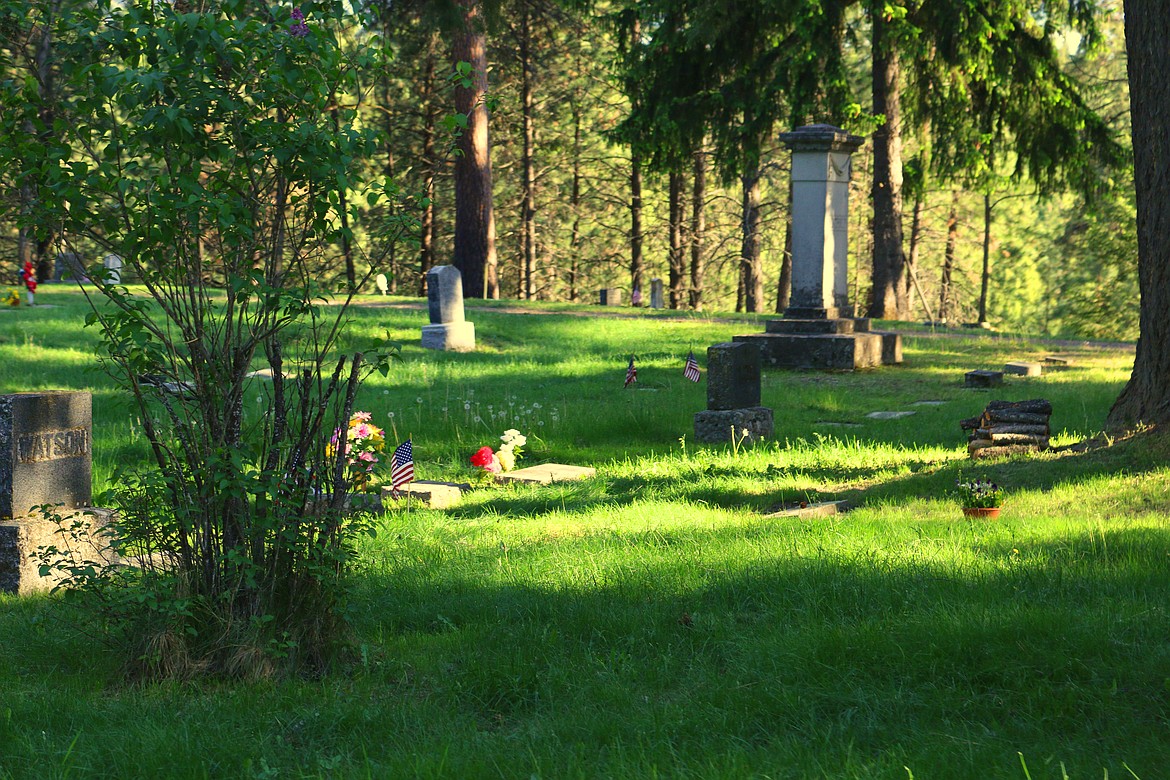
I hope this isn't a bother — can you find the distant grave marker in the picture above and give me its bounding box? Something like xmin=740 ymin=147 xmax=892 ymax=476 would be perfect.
xmin=375 ymin=273 xmax=389 ymax=295
xmin=421 ymin=265 xmax=476 ymax=352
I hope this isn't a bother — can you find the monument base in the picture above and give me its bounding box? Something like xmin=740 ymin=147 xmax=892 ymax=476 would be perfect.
xmin=694 ymin=407 xmax=774 ymax=444
xmin=734 ymin=318 xmax=902 ymax=370
xmin=421 ymin=322 xmax=475 ymax=352
xmin=0 ymin=508 xmax=117 ymax=595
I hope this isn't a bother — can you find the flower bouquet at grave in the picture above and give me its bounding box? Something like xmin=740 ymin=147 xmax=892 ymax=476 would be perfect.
xmin=953 ymin=476 xmax=1004 ymax=518
xmin=3 ymin=289 xmax=19 ymax=307
xmin=469 ymin=429 xmax=526 ymax=482
xmin=327 ymin=411 xmax=386 ymax=492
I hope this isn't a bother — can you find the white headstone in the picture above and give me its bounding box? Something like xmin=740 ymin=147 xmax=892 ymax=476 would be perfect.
xmin=102 ymin=255 xmax=123 ymax=285
xmin=375 ymin=273 xmax=389 ymax=295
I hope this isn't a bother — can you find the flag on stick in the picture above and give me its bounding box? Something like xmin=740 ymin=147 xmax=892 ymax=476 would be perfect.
xmin=390 ymin=439 xmax=414 ymax=498
xmin=624 ymin=355 xmax=637 ymax=388
xmin=684 ymin=351 xmax=701 ymax=382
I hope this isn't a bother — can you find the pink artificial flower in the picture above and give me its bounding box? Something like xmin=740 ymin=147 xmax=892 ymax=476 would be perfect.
xmin=353 ymin=411 xmax=372 ymax=422
xmin=354 ymin=423 xmax=372 ymax=439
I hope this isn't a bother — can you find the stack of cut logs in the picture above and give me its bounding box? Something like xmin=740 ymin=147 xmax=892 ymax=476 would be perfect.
xmin=960 ymin=399 xmax=1052 ymax=459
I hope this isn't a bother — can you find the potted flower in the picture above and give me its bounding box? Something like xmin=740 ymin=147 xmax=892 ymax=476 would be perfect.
xmin=954 ymin=477 xmax=1004 ymax=519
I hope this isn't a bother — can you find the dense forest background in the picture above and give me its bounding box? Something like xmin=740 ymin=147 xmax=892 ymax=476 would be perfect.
xmin=0 ymin=0 xmax=1136 ymax=339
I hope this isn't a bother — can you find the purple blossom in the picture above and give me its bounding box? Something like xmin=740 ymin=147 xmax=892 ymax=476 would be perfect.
xmin=289 ymin=7 xmax=309 ymax=37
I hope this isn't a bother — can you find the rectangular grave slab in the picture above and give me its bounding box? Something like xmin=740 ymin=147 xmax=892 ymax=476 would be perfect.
xmin=964 ymin=370 xmax=1004 ymax=388
xmin=734 ymin=332 xmax=884 ymax=371
xmin=706 ymin=342 xmax=761 ymax=411
xmin=0 ymin=392 xmax=92 ymax=519
xmin=382 ymin=481 xmax=468 ymax=509
xmin=1004 ymin=361 xmax=1042 ymax=377
xmin=597 ymin=288 xmax=622 ymax=306
xmin=496 ymin=464 xmax=597 ymax=485
xmin=765 ymin=500 xmax=853 ymax=519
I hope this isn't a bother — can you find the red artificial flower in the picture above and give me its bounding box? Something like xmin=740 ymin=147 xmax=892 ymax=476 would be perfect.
xmin=470 ymin=446 xmax=495 ymax=468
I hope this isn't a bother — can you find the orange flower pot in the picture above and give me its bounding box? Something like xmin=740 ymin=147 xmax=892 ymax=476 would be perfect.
xmin=962 ymin=506 xmax=1001 ymax=519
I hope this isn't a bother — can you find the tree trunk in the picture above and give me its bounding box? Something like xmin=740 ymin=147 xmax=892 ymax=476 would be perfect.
xmin=689 ymin=148 xmax=706 ymax=311
xmin=519 ymin=0 xmax=537 ymax=300
xmin=30 ymin=2 xmax=60 ymax=283
xmin=939 ymin=191 xmax=959 ymax=323
xmin=1108 ymin=0 xmax=1170 ymax=428
xmin=417 ymin=36 xmax=439 ymax=295
xmin=740 ymin=168 xmax=764 ymax=313
xmin=978 ymin=193 xmax=992 ymax=325
xmin=331 ymin=109 xmax=355 ymax=291
xmin=777 ymin=215 xmax=792 ymax=313
xmin=867 ymin=4 xmax=909 ymax=320
xmin=568 ymin=92 xmax=582 ymax=303
xmin=668 ymin=170 xmax=685 ymax=309
xmin=452 ymin=0 xmax=499 ymax=299
xmin=630 ymin=149 xmax=644 ymax=298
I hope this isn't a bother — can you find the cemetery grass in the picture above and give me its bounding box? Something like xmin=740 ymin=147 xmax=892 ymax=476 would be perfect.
xmin=0 ymin=288 xmax=1167 ymax=779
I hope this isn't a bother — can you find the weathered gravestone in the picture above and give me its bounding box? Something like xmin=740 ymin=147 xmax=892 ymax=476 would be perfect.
xmin=101 ymin=255 xmax=123 ymax=285
xmin=598 ymin=288 xmax=622 ymax=306
xmin=649 ymin=279 xmax=665 ymax=309
xmin=54 ymin=253 xmax=88 ymax=283
xmin=733 ymin=125 xmax=901 ymax=370
xmin=694 ymin=342 xmax=773 ymax=443
xmin=421 ymin=265 xmax=476 ymax=352
xmin=0 ymin=392 xmax=113 ymax=594
xmin=375 ymin=273 xmax=389 ymax=295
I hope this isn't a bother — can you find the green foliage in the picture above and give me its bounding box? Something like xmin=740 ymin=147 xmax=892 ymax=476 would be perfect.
xmin=0 ymin=0 xmax=408 ymax=678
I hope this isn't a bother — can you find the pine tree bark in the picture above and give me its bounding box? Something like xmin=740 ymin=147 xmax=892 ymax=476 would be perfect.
xmin=689 ymin=149 xmax=706 ymax=311
xmin=417 ymin=35 xmax=439 ymax=295
xmin=939 ymin=191 xmax=959 ymax=323
xmin=668 ymin=170 xmax=685 ymax=309
xmin=452 ymin=0 xmax=498 ymax=299
xmin=1107 ymin=0 xmax=1170 ymax=428
xmin=740 ymin=168 xmax=764 ymax=313
xmin=777 ymin=216 xmax=792 ymax=313
xmin=518 ymin=0 xmax=538 ymax=300
xmin=568 ymin=92 xmax=582 ymax=303
xmin=868 ymin=5 xmax=909 ymax=320
xmin=630 ymin=149 xmax=644 ymax=298
xmin=978 ymin=193 xmax=992 ymax=325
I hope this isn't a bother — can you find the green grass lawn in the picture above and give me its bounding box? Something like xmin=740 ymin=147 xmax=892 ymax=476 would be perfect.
xmin=1 ymin=287 xmax=1166 ymax=779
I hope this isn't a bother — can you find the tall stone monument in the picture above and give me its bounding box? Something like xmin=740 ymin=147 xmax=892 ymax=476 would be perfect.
xmin=0 ymin=392 xmax=114 ymax=594
xmin=734 ymin=124 xmax=902 ymax=370
xmin=421 ymin=265 xmax=476 ymax=351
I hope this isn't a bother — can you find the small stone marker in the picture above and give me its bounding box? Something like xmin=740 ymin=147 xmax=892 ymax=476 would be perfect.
xmin=1043 ymin=355 xmax=1074 ymax=369
xmin=865 ymin=411 xmax=916 ymax=420
xmin=765 ymin=500 xmax=852 ymax=519
xmin=382 ymin=480 xmax=468 ymax=509
xmin=964 ymin=370 xmax=1004 ymax=388
xmin=694 ymin=341 xmax=773 ymax=443
xmin=421 ymin=265 xmax=475 ymax=352
xmin=496 ymin=464 xmax=596 ymax=485
xmin=101 ymin=254 xmax=123 ymax=284
xmin=0 ymin=391 xmax=113 ymax=595
xmin=375 ymin=273 xmax=389 ymax=295
xmin=649 ymin=279 xmax=665 ymax=309
xmin=911 ymin=400 xmax=947 ymax=407
xmin=597 ymin=288 xmax=622 ymax=306
xmin=1003 ymin=361 xmax=1042 ymax=377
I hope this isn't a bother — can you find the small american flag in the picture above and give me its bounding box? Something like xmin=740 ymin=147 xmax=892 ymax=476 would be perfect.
xmin=624 ymin=355 xmax=637 ymax=388
xmin=390 ymin=439 xmax=414 ymax=498
xmin=684 ymin=351 xmax=701 ymax=382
